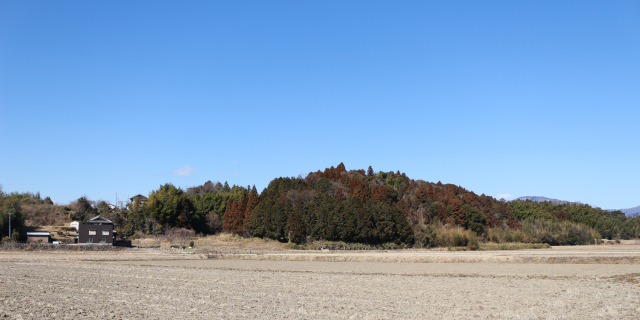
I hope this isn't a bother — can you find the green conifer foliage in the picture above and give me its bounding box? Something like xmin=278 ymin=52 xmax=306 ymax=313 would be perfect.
xmin=287 ymin=199 xmax=305 ymax=244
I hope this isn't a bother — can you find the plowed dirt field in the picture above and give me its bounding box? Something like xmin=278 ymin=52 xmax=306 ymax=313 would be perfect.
xmin=1 ymin=245 xmax=639 ymax=319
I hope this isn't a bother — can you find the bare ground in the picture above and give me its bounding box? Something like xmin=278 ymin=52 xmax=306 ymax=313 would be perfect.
xmin=1 ymin=245 xmax=640 ymax=319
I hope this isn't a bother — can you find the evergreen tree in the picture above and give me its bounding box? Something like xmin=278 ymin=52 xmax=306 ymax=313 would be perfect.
xmin=347 ymin=197 xmax=369 ymax=243
xmin=275 ymin=199 xmax=292 ymax=240
xmin=222 ymin=198 xmax=236 ymax=233
xmin=452 ymin=199 xmax=467 ymax=228
xmin=565 ymin=210 xmax=572 ymax=222
xmin=393 ymin=204 xmax=414 ymax=244
xmin=287 ymin=199 xmax=305 ymax=244
xmin=147 ymin=184 xmax=198 ymax=230
xmin=243 ymin=185 xmax=259 ymax=230
xmin=306 ymin=195 xmax=323 ymax=239
xmin=415 ymin=182 xmax=428 ymax=205
xmin=178 ymin=197 xmax=194 ymax=229
xmin=484 ymin=207 xmax=500 ymax=227
xmin=372 ymin=200 xmax=395 ymax=243
xmin=464 ymin=205 xmax=486 ymax=234
xmin=437 ymin=203 xmax=449 ymax=223
xmin=248 ymin=199 xmax=271 ymax=238
xmin=232 ymin=189 xmax=248 ymax=234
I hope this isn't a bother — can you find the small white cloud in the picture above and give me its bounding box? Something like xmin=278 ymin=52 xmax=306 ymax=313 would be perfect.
xmin=497 ymin=193 xmax=514 ymax=200
xmin=230 ymin=173 xmax=239 ymax=177
xmin=231 ymin=161 xmax=239 ymax=165
xmin=174 ymin=165 xmax=194 ymax=177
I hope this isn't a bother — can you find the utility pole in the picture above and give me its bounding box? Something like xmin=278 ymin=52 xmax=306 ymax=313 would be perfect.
xmin=7 ymin=212 xmax=13 ymax=242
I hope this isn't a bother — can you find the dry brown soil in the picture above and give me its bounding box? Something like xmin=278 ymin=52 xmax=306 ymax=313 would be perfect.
xmin=1 ymin=245 xmax=640 ymax=319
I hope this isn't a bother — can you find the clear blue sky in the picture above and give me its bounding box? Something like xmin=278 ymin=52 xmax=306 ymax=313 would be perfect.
xmin=1 ymin=1 xmax=639 ymax=209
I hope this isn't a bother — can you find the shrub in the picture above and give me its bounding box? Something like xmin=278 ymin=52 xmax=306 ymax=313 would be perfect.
xmin=482 ymin=219 xmax=601 ymax=246
xmin=467 ymin=232 xmax=479 ymax=250
xmin=436 ymin=225 xmax=468 ymax=247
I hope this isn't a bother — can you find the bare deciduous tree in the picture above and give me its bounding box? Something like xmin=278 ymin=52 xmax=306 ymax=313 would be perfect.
xmin=168 ymin=228 xmax=195 ymax=248
xmin=186 ymin=180 xmax=224 ymax=196
xmin=417 ymin=204 xmax=427 ymax=225
xmin=304 ymin=173 xmax=319 ymax=185
xmin=20 ymin=203 xmax=65 ymax=226
xmin=327 ymin=180 xmax=347 ymax=196
xmin=206 ymin=211 xmax=222 ymax=234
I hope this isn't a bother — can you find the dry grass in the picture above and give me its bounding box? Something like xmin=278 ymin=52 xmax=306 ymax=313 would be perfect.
xmin=133 ymin=233 xmax=286 ymax=252
xmin=217 ymin=253 xmax=640 ymax=264
xmin=223 ymin=254 xmax=511 ymax=264
xmin=604 ymin=273 xmax=640 ymax=285
xmin=483 ymin=220 xmax=601 ymax=246
xmin=517 ymin=256 xmax=640 ymax=265
xmin=479 ymin=243 xmax=551 ymax=250
xmin=21 ymin=204 xmax=69 ymax=227
xmin=5 ymin=244 xmax=640 ymax=266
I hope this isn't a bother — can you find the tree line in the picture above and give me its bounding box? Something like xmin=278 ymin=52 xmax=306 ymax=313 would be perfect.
xmin=2 ymin=164 xmax=639 ymax=245
xmin=110 ymin=163 xmax=640 ymax=245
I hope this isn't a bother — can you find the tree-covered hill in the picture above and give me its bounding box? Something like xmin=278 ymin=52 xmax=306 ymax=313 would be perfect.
xmin=155 ymin=163 xmax=640 ymax=244
xmin=137 ymin=163 xmax=637 ymax=245
xmin=2 ymin=164 xmax=639 ymax=245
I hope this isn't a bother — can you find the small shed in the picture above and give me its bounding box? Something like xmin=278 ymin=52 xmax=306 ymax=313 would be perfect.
xmin=70 ymin=221 xmax=80 ymax=231
xmin=27 ymin=232 xmax=51 ymax=243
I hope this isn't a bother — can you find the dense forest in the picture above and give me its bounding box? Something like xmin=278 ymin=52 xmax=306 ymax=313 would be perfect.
xmin=2 ymin=164 xmax=639 ymax=246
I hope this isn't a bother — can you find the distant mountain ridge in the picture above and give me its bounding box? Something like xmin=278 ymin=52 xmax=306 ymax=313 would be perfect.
xmin=513 ymin=196 xmax=583 ymax=205
xmin=514 ymin=196 xmax=639 ymax=217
